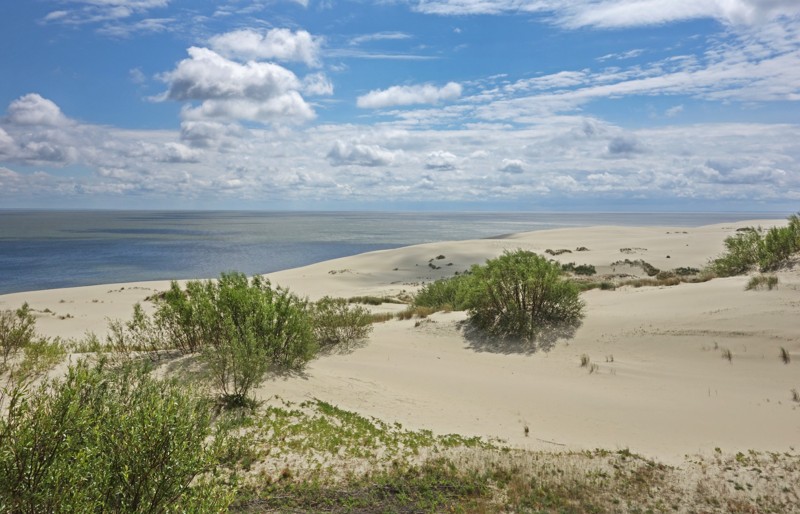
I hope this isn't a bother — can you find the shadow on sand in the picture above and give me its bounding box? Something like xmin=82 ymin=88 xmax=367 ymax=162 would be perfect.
xmin=459 ymin=318 xmax=582 ymax=355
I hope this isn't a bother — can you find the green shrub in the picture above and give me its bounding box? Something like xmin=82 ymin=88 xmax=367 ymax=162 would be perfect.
xmin=158 ymin=273 xmax=317 ymax=405
xmin=312 ymin=297 xmax=373 ymax=349
xmin=0 ymin=303 xmax=36 ymax=365
xmin=466 ymin=250 xmax=584 ymax=342
xmin=711 ymin=215 xmax=800 ymax=276
xmin=413 ymin=273 xmax=476 ymax=311
xmin=0 ymin=360 xmax=231 ymax=512
xmin=561 ymin=262 xmax=597 ymax=276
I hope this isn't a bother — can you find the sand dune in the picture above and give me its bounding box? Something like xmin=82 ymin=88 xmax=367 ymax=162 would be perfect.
xmin=2 ymin=219 xmax=797 ymax=464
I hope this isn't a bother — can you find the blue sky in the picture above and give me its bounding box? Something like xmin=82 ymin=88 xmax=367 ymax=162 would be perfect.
xmin=1 ymin=0 xmax=799 ymax=211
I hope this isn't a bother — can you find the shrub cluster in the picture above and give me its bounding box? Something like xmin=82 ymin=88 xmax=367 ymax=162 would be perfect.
xmin=468 ymin=251 xmax=584 ymax=341
xmin=0 ymin=360 xmax=230 ymax=512
xmin=414 ymin=250 xmax=585 ymax=342
xmin=312 ymin=297 xmax=373 ymax=350
xmin=111 ymin=273 xmax=374 ymax=405
xmin=413 ymin=273 xmax=476 ymax=312
xmin=710 ymin=214 xmax=800 ymax=276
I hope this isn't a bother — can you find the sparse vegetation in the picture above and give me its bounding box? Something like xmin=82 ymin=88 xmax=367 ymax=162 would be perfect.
xmin=746 ymin=274 xmax=779 ymax=291
xmin=780 ymin=347 xmax=791 ymax=365
xmin=722 ymin=348 xmax=733 ymax=363
xmin=545 ymin=248 xmax=572 ymax=256
xmin=612 ymin=258 xmax=660 ymax=276
xmin=580 ymin=354 xmax=590 ymax=367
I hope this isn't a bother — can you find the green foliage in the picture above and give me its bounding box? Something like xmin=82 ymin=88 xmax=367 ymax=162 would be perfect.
xmin=158 ymin=272 xmax=317 ymax=405
xmin=745 ymin=275 xmax=779 ymax=291
xmin=106 ymin=302 xmax=170 ymax=355
xmin=311 ymin=297 xmax=373 ymax=349
xmin=0 ymin=360 xmax=231 ymax=512
xmin=413 ymin=273 xmax=476 ymax=311
xmin=0 ymin=303 xmax=36 ymax=365
xmin=561 ymin=262 xmax=597 ymax=275
xmin=467 ymin=250 xmax=584 ymax=342
xmin=711 ymin=214 xmax=800 ymax=276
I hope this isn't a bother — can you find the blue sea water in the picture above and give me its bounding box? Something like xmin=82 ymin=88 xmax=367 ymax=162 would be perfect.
xmin=0 ymin=210 xmax=784 ymax=294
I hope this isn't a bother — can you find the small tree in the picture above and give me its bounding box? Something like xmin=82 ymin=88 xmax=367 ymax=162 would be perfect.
xmin=466 ymin=250 xmax=584 ymax=342
xmin=158 ymin=273 xmax=317 ymax=405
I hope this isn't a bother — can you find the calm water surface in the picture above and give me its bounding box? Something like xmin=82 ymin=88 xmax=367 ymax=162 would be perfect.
xmin=0 ymin=210 xmax=782 ymax=294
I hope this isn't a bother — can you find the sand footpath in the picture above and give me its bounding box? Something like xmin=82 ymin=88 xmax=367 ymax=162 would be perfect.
xmin=2 ymin=219 xmax=798 ymax=464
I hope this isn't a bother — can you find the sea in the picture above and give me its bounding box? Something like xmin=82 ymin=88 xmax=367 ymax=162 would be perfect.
xmin=0 ymin=210 xmax=785 ymax=295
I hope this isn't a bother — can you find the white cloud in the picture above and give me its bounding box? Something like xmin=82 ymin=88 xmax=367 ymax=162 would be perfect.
xmin=425 ymin=150 xmax=458 ymax=170
xmin=209 ymin=28 xmax=322 ymax=67
xmin=357 ymin=82 xmax=462 ymax=109
xmin=158 ymin=47 xmax=315 ymax=124
xmin=0 ymin=128 xmax=15 ymax=155
xmin=499 ymin=158 xmax=525 ymax=173
xmin=665 ymin=105 xmax=685 ymax=117
xmin=349 ymin=32 xmax=412 ymax=46
xmin=6 ymin=94 xmax=69 ymax=127
xmin=410 ymin=0 xmax=800 ymax=28
xmin=327 ymin=141 xmax=398 ymax=166
xmin=302 ymin=72 xmax=334 ymax=96
xmin=42 ymin=0 xmax=170 ymax=26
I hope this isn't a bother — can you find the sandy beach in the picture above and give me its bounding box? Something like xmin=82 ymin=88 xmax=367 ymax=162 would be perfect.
xmin=2 ymin=219 xmax=798 ymax=465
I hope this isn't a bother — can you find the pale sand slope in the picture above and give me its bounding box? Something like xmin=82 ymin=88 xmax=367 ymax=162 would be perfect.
xmin=2 ymin=220 xmax=798 ymax=464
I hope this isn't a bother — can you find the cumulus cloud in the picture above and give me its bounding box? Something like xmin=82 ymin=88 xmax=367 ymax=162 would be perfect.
xmin=499 ymin=158 xmax=525 ymax=173
xmin=357 ymin=82 xmax=462 ymax=109
xmin=0 ymin=128 xmax=15 ymax=155
xmin=6 ymin=94 xmax=69 ymax=126
xmin=158 ymin=47 xmax=315 ymax=124
xmin=425 ymin=150 xmax=458 ymax=170
xmin=209 ymin=28 xmax=322 ymax=67
xmin=327 ymin=141 xmax=398 ymax=167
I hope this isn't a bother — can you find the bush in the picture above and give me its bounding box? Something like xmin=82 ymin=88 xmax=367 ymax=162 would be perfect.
xmin=0 ymin=303 xmax=36 ymax=365
xmin=711 ymin=214 xmax=800 ymax=276
xmin=466 ymin=250 xmax=584 ymax=342
xmin=0 ymin=360 xmax=231 ymax=512
xmin=561 ymin=262 xmax=597 ymax=276
xmin=158 ymin=273 xmax=317 ymax=405
xmin=413 ymin=274 xmax=476 ymax=311
xmin=312 ymin=297 xmax=373 ymax=349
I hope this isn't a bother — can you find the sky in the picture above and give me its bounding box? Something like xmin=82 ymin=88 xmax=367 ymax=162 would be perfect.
xmin=0 ymin=0 xmax=799 ymax=211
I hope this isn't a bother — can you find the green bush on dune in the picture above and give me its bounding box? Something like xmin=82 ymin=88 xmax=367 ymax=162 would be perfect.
xmin=0 ymin=360 xmax=231 ymax=512
xmin=311 ymin=296 xmax=373 ymax=350
xmin=159 ymin=272 xmax=317 ymax=406
xmin=467 ymin=250 xmax=584 ymax=342
xmin=414 ymin=250 xmax=585 ymax=342
xmin=710 ymin=213 xmax=800 ymax=276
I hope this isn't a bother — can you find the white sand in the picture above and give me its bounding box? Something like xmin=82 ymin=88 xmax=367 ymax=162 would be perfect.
xmin=2 ymin=219 xmax=798 ymax=464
